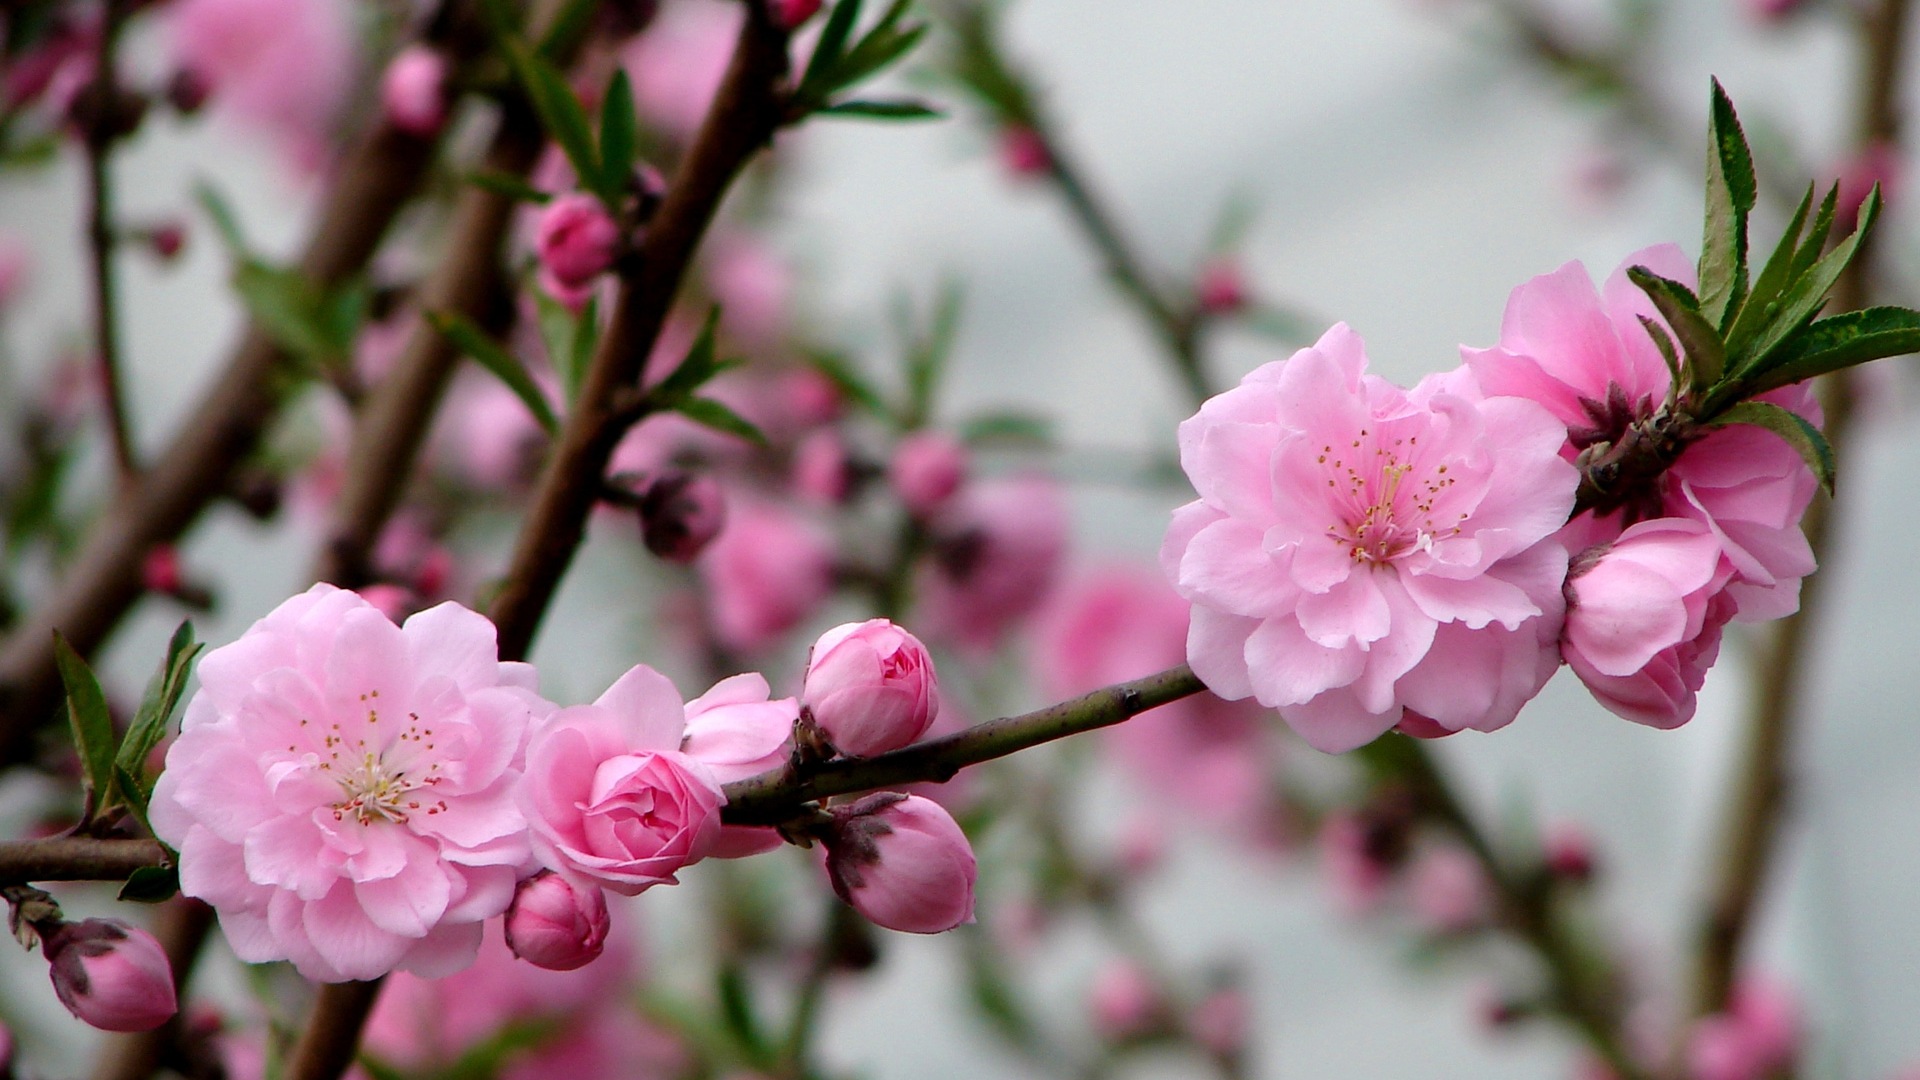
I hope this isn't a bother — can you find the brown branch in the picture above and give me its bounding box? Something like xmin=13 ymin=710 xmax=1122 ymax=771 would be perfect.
xmin=0 ymin=63 xmax=451 ymax=766
xmin=721 ymin=664 xmax=1206 ymax=825
xmin=284 ymin=980 xmax=384 ymax=1080
xmin=80 ymin=0 xmax=137 ymax=484
xmin=1686 ymin=0 xmax=1913 ymax=1018
xmin=0 ymin=837 xmax=167 ymax=883
xmin=488 ymin=8 xmax=793 ymax=661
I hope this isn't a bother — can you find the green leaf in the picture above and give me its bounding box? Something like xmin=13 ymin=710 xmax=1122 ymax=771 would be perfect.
xmin=1743 ymin=306 xmax=1920 ymax=395
xmin=193 ymin=181 xmax=249 ymax=256
xmin=535 ymin=0 xmax=601 ymax=58
xmin=902 ymin=282 xmax=964 ymax=427
xmin=828 ymin=9 xmax=927 ymax=97
xmin=117 ymin=621 xmax=201 ymax=802
xmin=534 ymin=291 xmax=598 ymax=403
xmin=54 ymin=633 xmax=115 ymax=823
xmin=503 ymin=42 xmax=602 ymax=202
xmin=1698 ymin=79 xmax=1757 ymax=328
xmin=233 ymin=262 xmax=339 ymax=373
xmin=429 ymin=310 xmax=559 ymax=435
xmin=674 ymin=397 xmax=766 ymax=445
xmin=960 ymin=411 xmax=1052 ymax=445
xmin=598 ymin=69 xmax=640 ymax=198
xmin=807 ymin=352 xmax=890 ymax=417
xmin=1723 ymin=183 xmax=1817 ymax=363
xmin=1706 ymin=400 xmax=1833 ymax=494
xmin=716 ymin=963 xmax=772 ymax=1066
xmin=817 ymin=98 xmax=944 ymax=120
xmin=1790 ymin=183 xmax=1841 ymax=282
xmin=1627 ymin=267 xmax=1726 ymax=391
xmin=466 ymin=169 xmax=553 ymax=204
xmin=1743 ymin=188 xmax=1882 ymax=377
xmin=650 ymin=307 xmax=725 ymax=403
xmin=1637 ymin=315 xmax=1684 ymax=391
xmin=800 ymin=0 xmax=867 ymax=104
xmin=117 ymin=865 xmax=179 ymax=904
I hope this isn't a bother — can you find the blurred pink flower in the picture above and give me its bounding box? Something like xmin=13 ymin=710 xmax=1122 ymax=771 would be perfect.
xmin=998 ymin=125 xmax=1053 ymax=178
xmin=1407 ymin=845 xmax=1491 ymax=934
xmin=623 ymin=1 xmax=741 ymax=142
xmin=380 ymin=46 xmax=450 ymax=137
xmin=1164 ymin=323 xmax=1577 ymax=752
xmin=706 ymin=236 xmax=794 ymax=350
xmin=889 ymin=431 xmax=969 ymax=518
xmin=1687 ymin=976 xmax=1801 ymax=1080
xmin=919 ymin=472 xmax=1069 ymax=651
xmin=167 ymin=0 xmax=354 ymax=168
xmin=1089 ymin=959 xmax=1164 ymax=1040
xmin=149 ymin=585 xmax=547 ymax=982
xmin=697 ymin=496 xmax=836 ymax=653
xmin=1464 ymin=245 xmax=1820 ymax=622
xmin=1835 ymin=140 xmax=1903 ymax=232
xmin=1563 ymin=518 xmax=1736 ymax=727
xmin=522 ymin=665 xmax=725 ymax=895
xmin=1195 ymin=256 xmax=1250 ymax=315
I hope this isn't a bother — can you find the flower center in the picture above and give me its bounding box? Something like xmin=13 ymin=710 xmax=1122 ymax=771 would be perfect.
xmin=1318 ymin=432 xmax=1465 ymax=564
xmin=313 ymin=693 xmax=447 ymax=824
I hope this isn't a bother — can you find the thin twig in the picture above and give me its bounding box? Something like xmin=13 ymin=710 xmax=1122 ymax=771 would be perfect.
xmin=0 ymin=836 xmax=167 ymax=883
xmin=81 ymin=0 xmax=137 ymax=484
xmin=1687 ymin=0 xmax=1913 ymax=1018
xmin=283 ymin=980 xmax=384 ymax=1080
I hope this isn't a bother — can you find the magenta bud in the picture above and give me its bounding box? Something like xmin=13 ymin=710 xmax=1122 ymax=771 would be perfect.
xmin=639 ymin=472 xmax=727 ymax=563
xmin=44 ymin=919 xmax=178 ymax=1032
xmin=535 ymin=193 xmax=622 ymax=289
xmin=824 ymin=793 xmax=976 ymax=934
xmin=772 ymin=0 xmax=823 ymax=29
xmin=142 ymin=545 xmax=183 ymax=594
xmin=505 ymin=872 xmax=611 ymax=971
xmin=1543 ymin=821 xmax=1597 ymax=884
xmin=998 ymin=125 xmax=1052 ymax=179
xmin=888 ymin=431 xmax=967 ymax=518
xmin=1195 ymin=256 xmax=1249 ymax=315
xmin=381 ymin=45 xmax=450 ymax=136
xmin=147 ymin=221 xmax=186 ymax=261
xmin=802 ymin=619 xmax=939 ymax=758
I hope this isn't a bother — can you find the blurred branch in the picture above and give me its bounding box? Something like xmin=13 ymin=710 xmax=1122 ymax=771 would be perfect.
xmin=1687 ymin=0 xmax=1914 ymax=1019
xmin=722 ymin=664 xmax=1207 ymax=825
xmin=80 ymin=0 xmax=137 ymax=485
xmin=0 ymin=836 xmax=167 ymax=883
xmin=284 ymin=980 xmax=384 ymax=1080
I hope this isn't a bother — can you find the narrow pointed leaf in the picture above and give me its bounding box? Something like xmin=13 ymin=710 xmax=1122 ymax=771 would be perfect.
xmin=800 ymin=0 xmax=866 ymax=102
xmin=1744 ymin=306 xmax=1920 ymax=395
xmin=1628 ymin=267 xmax=1725 ymax=390
xmin=829 ymin=15 xmax=928 ymax=96
xmin=54 ymin=633 xmax=115 ymax=822
xmin=818 ymin=98 xmax=944 ymax=120
xmin=467 ymin=169 xmax=553 ymax=204
xmin=1637 ymin=315 xmax=1684 ymax=392
xmin=675 ymin=398 xmax=765 ymax=445
xmin=1698 ymin=79 xmax=1756 ymax=327
xmin=650 ymin=307 xmax=725 ymax=402
xmin=116 ymin=621 xmax=201 ymax=800
xmin=117 ymin=865 xmax=180 ymax=904
xmin=1790 ymin=184 xmax=1841 ymax=281
xmin=536 ymin=0 xmax=601 ymax=58
xmin=504 ymin=43 xmax=601 ymax=200
xmin=807 ymin=352 xmax=890 ymax=417
xmin=598 ymin=69 xmax=639 ymax=197
xmin=1724 ymin=183 xmax=1816 ymax=363
xmin=1706 ymin=400 xmax=1834 ymax=494
xmin=1746 ymin=188 xmax=1882 ymax=370
xmin=429 ymin=311 xmax=559 ymax=435
xmin=193 ymin=182 xmax=249 ymax=256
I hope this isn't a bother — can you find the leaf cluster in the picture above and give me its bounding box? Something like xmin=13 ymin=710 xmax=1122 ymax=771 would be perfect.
xmin=791 ymin=0 xmax=943 ymax=123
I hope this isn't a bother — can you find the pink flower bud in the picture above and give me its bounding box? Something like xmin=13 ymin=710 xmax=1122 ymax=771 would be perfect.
xmin=998 ymin=125 xmax=1052 ymax=179
xmin=772 ymin=0 xmax=822 ymax=29
xmin=1544 ymin=821 xmax=1597 ymax=883
xmin=44 ymin=919 xmax=178 ymax=1032
xmin=381 ymin=45 xmax=449 ymax=137
xmin=888 ymin=431 xmax=968 ymax=518
xmin=1686 ymin=977 xmax=1801 ymax=1080
xmin=1742 ymin=0 xmax=1809 ymax=22
xmin=802 ymin=619 xmax=940 ymax=757
xmin=1089 ymin=960 xmax=1163 ymax=1040
xmin=1194 ymin=256 xmax=1249 ymax=315
xmin=146 ymin=221 xmax=187 ymax=262
xmin=505 ymin=872 xmax=611 ymax=971
xmin=638 ymin=472 xmax=727 ymax=564
xmin=792 ymin=430 xmax=854 ymax=505
xmin=1408 ymin=846 xmax=1490 ymax=934
xmin=142 ymin=545 xmax=184 ymax=594
xmin=535 ymin=193 xmax=622 ymax=290
xmin=824 ymin=793 xmax=976 ymax=933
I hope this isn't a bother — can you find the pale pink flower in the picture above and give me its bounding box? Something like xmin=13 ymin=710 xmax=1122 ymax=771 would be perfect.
xmin=889 ymin=431 xmax=968 ymax=518
xmin=536 ymin=194 xmax=622 ymax=290
xmin=802 ymin=620 xmax=940 ymax=757
xmin=1188 ymin=988 xmax=1251 ymax=1059
xmin=380 ymin=46 xmax=450 ymax=137
xmin=1687 ymin=977 xmax=1801 ymax=1080
xmin=1407 ymin=845 xmax=1491 ymax=934
xmin=918 ymin=473 xmax=1069 ymax=651
xmin=166 ymin=0 xmax=353 ymax=167
xmin=149 ymin=585 xmax=545 ymax=982
xmin=1563 ymin=518 xmax=1737 ymax=727
xmin=697 ymin=496 xmax=836 ymax=653
xmin=623 ymin=1 xmax=741 ymax=142
xmin=824 ymin=793 xmax=976 ymax=934
xmin=1464 ymin=245 xmax=1819 ymax=622
xmin=1164 ymin=323 xmax=1577 ymax=752
xmin=505 ymin=872 xmax=610 ymax=971
xmin=445 ymin=371 xmax=551 ymax=491
xmin=1089 ymin=959 xmax=1164 ymax=1040
xmin=792 ymin=430 xmax=854 ymax=505
xmin=682 ymin=673 xmax=796 ymax=859
xmin=706 ymin=236 xmax=793 ymax=350
xmin=522 ymin=664 xmax=725 ymax=895
xmin=44 ymin=919 xmax=178 ymax=1032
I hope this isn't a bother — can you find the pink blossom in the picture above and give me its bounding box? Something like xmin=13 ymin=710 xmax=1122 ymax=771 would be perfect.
xmin=918 ymin=473 xmax=1069 ymax=651
xmin=1741 ymin=0 xmax=1810 ymax=22
xmin=380 ymin=46 xmax=450 ymax=137
xmin=1543 ymin=820 xmax=1598 ymax=883
xmin=637 ymin=472 xmax=728 ymax=564
xmin=824 ymin=793 xmax=977 ymax=933
xmin=772 ymin=0 xmax=823 ymax=29
xmin=44 ymin=919 xmax=178 ymax=1032
xmin=505 ymin=872 xmax=611 ymax=971
xmin=697 ymin=496 xmax=836 ymax=653
xmin=1407 ymin=845 xmax=1491 ymax=934
xmin=681 ymin=673 xmax=797 ymax=859
xmin=802 ymin=620 xmax=940 ymax=757
xmin=1687 ymin=977 xmax=1801 ymax=1080
xmin=1195 ymin=256 xmax=1250 ymax=315
xmin=792 ymin=430 xmax=854 ymax=505
xmin=889 ymin=431 xmax=969 ymax=518
xmin=1035 ymin=563 xmax=1280 ymax=834
xmin=445 ymin=371 xmax=551 ymax=490
xmin=706 ymin=236 xmax=794 ymax=350
xmin=521 ymin=664 xmax=725 ymax=895
xmin=166 ymin=0 xmax=353 ymax=168
xmin=999 ymin=125 xmax=1053 ymax=178
xmin=1835 ymin=140 xmax=1903 ymax=232
xmin=1317 ymin=809 xmax=1403 ymax=916
xmin=149 ymin=585 xmax=546 ymax=982
xmin=1089 ymin=960 xmax=1164 ymax=1040
xmin=536 ymin=194 xmax=622 ymax=290
xmin=1165 ymin=323 xmax=1577 ymax=752
xmin=1563 ymin=518 xmax=1736 ymax=727
xmin=1464 ymin=246 xmax=1819 ymax=622
xmin=623 ymin=1 xmax=741 ymax=143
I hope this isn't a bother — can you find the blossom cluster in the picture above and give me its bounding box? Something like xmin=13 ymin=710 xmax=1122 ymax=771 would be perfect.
xmin=1164 ymin=247 xmax=1821 ymax=751
xmin=148 ymin=586 xmax=973 ymax=983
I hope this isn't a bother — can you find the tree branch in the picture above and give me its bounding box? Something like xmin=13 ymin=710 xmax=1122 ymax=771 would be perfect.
xmin=284 ymin=980 xmax=384 ymax=1080
xmin=81 ymin=0 xmax=137 ymax=485
xmin=0 ymin=837 xmax=167 ymax=884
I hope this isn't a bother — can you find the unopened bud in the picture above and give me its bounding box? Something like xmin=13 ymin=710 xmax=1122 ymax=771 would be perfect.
xmin=1543 ymin=821 xmax=1597 ymax=884
xmin=639 ymin=472 xmax=727 ymax=563
xmin=772 ymin=0 xmax=823 ymax=29
xmin=1195 ymin=256 xmax=1249 ymax=315
xmin=44 ymin=919 xmax=177 ymax=1032
xmin=802 ymin=619 xmax=939 ymax=757
xmin=141 ymin=546 xmax=183 ymax=594
xmin=792 ymin=430 xmax=855 ymax=505
xmin=535 ymin=193 xmax=622 ymax=290
xmin=888 ymin=431 xmax=967 ymax=518
xmin=1089 ymin=960 xmax=1164 ymax=1041
xmin=505 ymin=872 xmax=611 ymax=971
xmin=381 ymin=46 xmax=450 ymax=137
xmin=998 ymin=125 xmax=1052 ymax=179
xmin=824 ymin=793 xmax=976 ymax=934
xmin=145 ymin=221 xmax=186 ymax=262
xmin=1188 ymin=987 xmax=1250 ymax=1059
xmin=166 ymin=69 xmax=209 ymax=114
